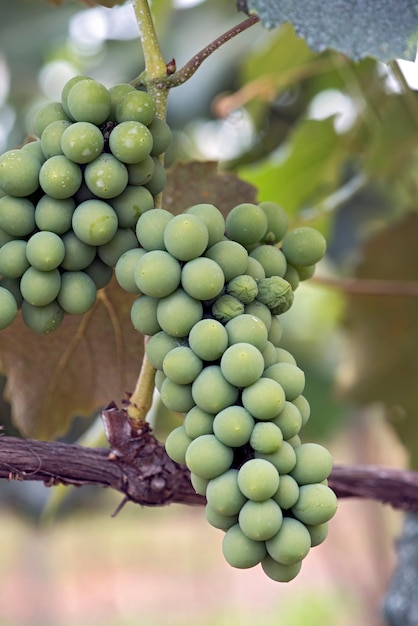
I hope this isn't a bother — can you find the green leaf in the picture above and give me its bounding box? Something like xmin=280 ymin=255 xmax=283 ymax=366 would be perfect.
xmin=247 ymin=0 xmax=418 ymax=61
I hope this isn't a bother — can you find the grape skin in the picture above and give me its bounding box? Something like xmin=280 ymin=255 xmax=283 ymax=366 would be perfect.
xmin=162 ymin=346 xmax=203 ymax=384
xmin=290 ymin=443 xmax=334 ymax=485
xmin=61 ymin=231 xmax=96 ymax=271
xmin=220 ymin=342 xmax=264 ymax=388
xmin=134 ymin=250 xmax=181 ymax=298
xmin=181 ymin=257 xmax=225 ymax=301
xmin=206 ymin=469 xmax=247 ymax=516
xmin=157 ymin=288 xmax=203 ymax=337
xmin=183 ymin=406 xmax=215 ymax=439
xmin=188 ymin=318 xmax=229 ymax=361
xmin=185 ymin=433 xmax=234 ymax=479
xmin=0 ymin=196 xmax=36 ymax=237
xmin=67 ymin=78 xmax=111 ymax=125
xmin=185 ymin=203 xmax=226 ymax=247
xmin=0 ymin=286 xmax=18 ymax=329
xmin=145 ymin=330 xmax=180 ymax=370
xmin=0 ymin=240 xmax=29 ymax=278
xmin=115 ymin=89 xmax=156 ymax=126
xmin=40 ymin=119 xmax=71 ymax=159
xmin=39 ymin=155 xmax=82 ymax=200
xmin=205 ymin=240 xmax=248 ymax=281
xmin=26 ymin=231 xmax=65 ymax=271
xmin=115 ymin=248 xmax=146 ymax=294
xmin=225 ymin=203 xmax=268 ymax=248
xmin=222 ymin=524 xmax=267 ymax=569
xmin=160 ymin=377 xmax=195 ymax=413
xmin=192 ymin=365 xmax=239 ymax=414
xmin=165 ymin=425 xmax=193 ymax=465
xmin=249 ymin=421 xmax=283 ymax=454
xmin=164 ymin=214 xmax=209 ymax=261
xmin=261 ymin=555 xmax=302 ymax=582
xmin=130 ymin=295 xmax=161 ymax=336
xmin=255 ymin=441 xmax=297 ymax=475
xmin=97 ymin=227 xmax=138 ymax=267
xmin=281 ymin=226 xmax=326 ymax=267
xmin=35 ymin=195 xmax=75 ymax=234
xmin=60 ymin=121 xmax=105 ymax=164
xmin=0 ymin=150 xmax=41 ymax=197
xmin=112 ymin=185 xmax=154 ymax=229
xmin=291 ymin=483 xmax=338 ymax=525
xmin=266 ymin=517 xmax=311 ymax=565
xmin=212 ymin=405 xmax=255 ymax=447
xmin=242 ymin=377 xmax=286 ymax=421
xmin=136 ymin=208 xmax=172 ymax=251
xmin=33 ymin=101 xmax=71 ymax=137
xmin=21 ymin=300 xmax=64 ymax=334
xmin=205 ymin=505 xmax=238 ymax=532
xmin=238 ymin=498 xmax=283 ymax=541
xmin=84 ymin=153 xmax=129 ymax=199
xmin=263 ymin=362 xmax=306 ymax=401
xmin=72 ymin=199 xmax=118 ymax=246
xmin=259 ymin=201 xmax=289 ymax=243
xmin=57 ymin=271 xmax=97 ymax=315
xmin=225 ymin=313 xmax=268 ymax=350
xmin=109 ymin=121 xmax=153 ymax=164
xmin=237 ymin=458 xmax=280 ymax=501
xmin=20 ymin=267 xmax=61 ymax=306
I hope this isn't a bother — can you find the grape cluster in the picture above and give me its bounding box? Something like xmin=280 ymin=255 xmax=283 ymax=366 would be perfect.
xmin=0 ymin=76 xmax=171 ymax=334
xmin=122 ymin=200 xmax=337 ymax=582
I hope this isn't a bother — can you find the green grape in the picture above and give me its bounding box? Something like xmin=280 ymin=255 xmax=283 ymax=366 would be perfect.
xmin=266 ymin=517 xmax=311 ymax=565
xmin=33 ymin=102 xmax=71 ymax=137
xmin=0 ymin=149 xmax=41 ymax=197
xmin=21 ymin=299 xmax=64 ymax=334
xmin=0 ymin=196 xmax=35 ymax=237
xmin=107 ymin=83 xmax=136 ymax=118
xmin=72 ymin=199 xmax=118 ymax=246
xmin=0 ymin=286 xmax=18 ymax=329
xmin=205 ymin=505 xmax=238 ymax=531
xmin=225 ymin=313 xmax=268 ymax=350
xmin=249 ymin=422 xmax=283 ymax=454
xmin=61 ymin=230 xmax=96 ymax=271
xmin=267 ymin=315 xmax=283 ymax=346
xmin=35 ymin=195 xmax=75 ymax=234
xmin=271 ymin=401 xmax=302 ymax=440
xmin=272 ymin=474 xmax=300 ymax=510
xmin=22 ymin=139 xmax=46 ymax=163
xmin=287 ymin=434 xmax=301 ymax=448
xmin=191 ymin=473 xmax=210 ymax=496
xmin=239 ymin=498 xmax=283 ymax=541
xmin=115 ymin=248 xmax=146 ymax=294
xmin=225 ymin=203 xmax=268 ymax=248
xmin=157 ymin=288 xmax=203 ymax=337
xmin=260 ymin=341 xmax=277 ymax=369
xmin=290 ymin=443 xmax=333 ymax=485
xmin=149 ymin=118 xmax=172 ymax=156
xmin=84 ymin=153 xmax=128 ymax=199
xmin=60 ymin=75 xmax=88 ymax=118
xmin=283 ymin=264 xmax=300 ymax=291
xmin=276 ymin=348 xmax=297 ymax=364
xmin=245 ymin=256 xmax=266 ymax=280
xmin=181 ymin=257 xmax=225 ymax=301
xmin=222 ymin=524 xmax=267 ymax=569
xmin=188 ymin=318 xmax=228 ymax=361
xmin=259 ymin=201 xmax=289 ymax=244
xmin=60 ymin=121 xmax=105 ymax=164
xmin=164 ymin=425 xmax=193 ymax=465
xmin=154 ymin=369 xmax=166 ymax=392
xmin=109 ymin=121 xmax=153 ymax=164
xmin=255 ymin=441 xmax=297 ymax=474
xmin=0 ymin=226 xmax=12 ymax=246
xmin=226 ymin=274 xmax=258 ymax=304
xmin=160 ymin=377 xmax=195 ymax=413
xmin=26 ymin=231 xmax=65 ymax=271
xmin=264 ymin=362 xmax=305 ymax=401
xmin=40 ymin=119 xmax=71 ymax=158
xmin=98 ymin=227 xmax=138 ymax=267
xmin=244 ymin=300 xmax=271 ymax=331
xmin=295 ymin=264 xmax=316 ymax=280
xmin=206 ymin=469 xmax=247 ymax=516
xmin=115 ymin=89 xmax=156 ymax=126
xmin=211 ymin=294 xmax=244 ymax=324
xmin=185 ymin=203 xmax=225 ymax=247
xmin=249 ymin=244 xmax=287 ymax=278
xmin=67 ymin=78 xmax=111 ymax=125
xmin=111 ymin=185 xmax=154 ymax=229
xmin=281 ymin=226 xmax=326 ymax=267
xmin=0 ymin=277 xmax=23 ymax=307
xmin=136 ymin=208 xmax=172 ymax=251
xmin=127 ymin=155 xmax=155 ymax=185
xmin=185 ymin=433 xmax=234 ymax=479
xmin=134 ymin=250 xmax=181 ymax=298
xmin=164 ymin=214 xmax=209 ymax=261
xmin=145 ymin=330 xmax=180 ymax=370
xmin=305 ymin=522 xmax=329 ymax=547
xmin=130 ymin=295 xmax=161 ymax=335
xmin=183 ymin=406 xmax=215 ymax=439
xmin=292 ymin=395 xmax=311 ymax=427
xmin=84 ymin=257 xmax=113 ymax=289
xmin=220 ymin=342 xmax=264 ymax=387
xmin=20 ymin=267 xmax=61 ymax=306
xmin=57 ymin=271 xmax=97 ymax=314
xmin=0 ymin=240 xmax=29 ymax=278
xmin=39 ymin=155 xmax=82 ymax=199
xmin=213 ymin=405 xmax=255 ymax=447
xmin=163 ymin=346 xmax=203 ymax=384
xmin=205 ymin=240 xmax=248 ymax=281
xmin=237 ymin=459 xmax=280 ymax=501
xmin=144 ymin=158 xmax=167 ymax=196
xmin=261 ymin=555 xmax=302 ymax=582
xmin=257 ymin=276 xmax=294 ymax=314
xmin=191 ymin=365 xmax=239 ymax=414
xmin=242 ymin=377 xmax=286 ymax=421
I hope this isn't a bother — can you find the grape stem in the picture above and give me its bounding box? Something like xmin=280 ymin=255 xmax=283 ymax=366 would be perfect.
xmin=127 ymin=335 xmax=156 ymax=427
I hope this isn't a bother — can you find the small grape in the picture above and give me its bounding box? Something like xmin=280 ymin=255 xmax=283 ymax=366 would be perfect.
xmin=181 ymin=257 xmax=224 ymax=301
xmin=238 ymin=499 xmax=283 ymax=541
xmin=115 ymin=89 xmax=156 ymax=126
xmin=145 ymin=330 xmax=180 ymax=370
xmin=259 ymin=201 xmax=289 ymax=243
xmin=244 ymin=300 xmax=272 ymax=331
xmin=256 ymin=276 xmax=294 ymax=314
xmin=57 ymin=271 xmax=97 ymax=314
xmin=162 ymin=346 xmax=203 ymax=384
xmin=249 ymin=244 xmax=287 ymax=278
xmin=220 ymin=342 xmax=264 ymax=387
xmin=0 ymin=240 xmax=29 ymax=278
xmin=164 ymin=214 xmax=209 ymax=261
xmin=276 ymin=348 xmax=297 ymax=364
xmin=191 ymin=473 xmax=210 ymax=496
xmin=144 ymin=159 xmax=166 ymax=196
xmin=283 ymin=264 xmax=300 ymax=291
xmin=109 ymin=121 xmax=153 ymax=164
xmin=21 ymin=299 xmax=64 ymax=334
xmin=20 ymin=267 xmax=61 ymax=306
xmin=249 ymin=421 xmax=283 ymax=454
xmin=305 ymin=522 xmax=329 ymax=547
xmin=245 ymin=256 xmax=266 ymax=280
xmin=225 ymin=203 xmax=268 ymax=247
xmin=61 ymin=231 xmax=96 ymax=271
xmin=267 ymin=315 xmax=283 ymax=346
xmin=108 ymin=83 xmax=136 ymax=119
xmin=212 ymin=295 xmax=244 ymax=324
xmin=292 ymin=395 xmax=311 ymax=426
xmin=271 ymin=401 xmax=302 ymax=440
xmin=97 ymin=227 xmax=138 ymax=267
xmin=272 ymin=474 xmax=300 ymax=510
xmin=222 ymin=524 xmax=267 ymax=569
xmin=205 ymin=505 xmax=238 ymax=532
xmin=84 ymin=257 xmax=113 ymax=290
xmin=72 ymin=199 xmax=118 ymax=246
xmin=130 ymin=295 xmax=161 ymax=335
xmin=33 ymin=101 xmax=71 ymax=137
xmin=188 ymin=318 xmax=229 ymax=361
xmin=206 ymin=469 xmax=247 ymax=516
xmin=185 ymin=203 xmax=225 ymax=247
xmin=225 ymin=313 xmax=268 ymax=350
xmin=26 ymin=231 xmax=65 ymax=271
xmin=287 ymin=434 xmax=301 ymax=448
xmin=261 ymin=555 xmax=302 ymax=582
xmin=266 ymin=517 xmax=311 ymax=565
xmin=22 ymin=139 xmax=46 ymax=164
xmin=160 ymin=377 xmax=195 ymax=413
xmin=115 ymin=248 xmax=146 ymax=293
xmin=156 ymin=288 xmax=203 ymax=337
xmin=39 ymin=155 xmax=82 ymax=199
xmin=226 ymin=274 xmax=258 ymax=304
xmin=136 ymin=208 xmax=172 ymax=251
xmin=154 ymin=369 xmax=166 ymax=392
xmin=290 ymin=443 xmax=334 ymax=486
xmin=237 ymin=459 xmax=280 ymax=501
xmin=0 ymin=150 xmax=41 ymax=197
xmin=264 ymin=362 xmax=305 ymax=401
xmin=35 ymin=195 xmax=75 ymax=234
xmin=40 ymin=119 xmax=71 ymax=158
xmin=149 ymin=118 xmax=172 ymax=156
xmin=164 ymin=425 xmax=193 ymax=465
xmin=185 ymin=433 xmax=234 ymax=479
xmin=61 ymin=121 xmax=105 ymax=164
xmin=191 ymin=365 xmax=239 ymax=414
xmin=0 ymin=277 xmax=23 ymax=307
xmin=0 ymin=286 xmax=18 ymax=329
xmin=60 ymin=75 xmax=89 ymax=118
xmin=260 ymin=341 xmax=277 ymax=369
xmin=295 ymin=264 xmax=316 ymax=281
xmin=255 ymin=441 xmax=297 ymax=474
xmin=183 ymin=406 xmax=215 ymax=439
xmin=205 ymin=240 xmax=248 ymax=281
xmin=213 ymin=405 xmax=255 ymax=447
xmin=281 ymin=226 xmax=326 ymax=267
xmin=242 ymin=377 xmax=286 ymax=421
xmin=67 ymin=78 xmax=111 ymax=125
xmin=0 ymin=196 xmax=35 ymax=237
xmin=127 ymin=155 xmax=155 ymax=186
xmin=84 ymin=153 xmax=128 ymax=199
xmin=111 ymin=185 xmax=154 ymax=229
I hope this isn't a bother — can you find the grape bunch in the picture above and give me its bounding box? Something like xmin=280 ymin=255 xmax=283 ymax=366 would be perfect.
xmin=119 ymin=200 xmax=337 ymax=582
xmin=0 ymin=76 xmax=171 ymax=334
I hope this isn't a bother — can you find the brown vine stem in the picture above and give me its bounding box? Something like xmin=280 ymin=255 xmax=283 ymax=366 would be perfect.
xmin=312 ymin=275 xmax=418 ymax=297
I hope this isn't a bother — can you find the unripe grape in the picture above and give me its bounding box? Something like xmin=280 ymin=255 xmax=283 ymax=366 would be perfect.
xmin=67 ymin=78 xmax=111 ymax=125
xmin=212 ymin=294 xmax=244 ymax=324
xmin=283 ymin=263 xmax=300 ymax=291
xmin=185 ymin=203 xmax=225 ymax=247
xmin=112 ymin=185 xmax=154 ymax=229
xmin=271 ymin=401 xmax=302 ymax=440
xmin=261 ymin=555 xmax=302 ymax=582
xmin=21 ymin=299 xmax=64 ymax=334
xmin=145 ymin=330 xmax=180 ymax=370
xmin=192 ymin=365 xmax=239 ymax=414
xmin=61 ymin=231 xmax=96 ymax=271
xmin=108 ymin=83 xmax=136 ymax=118
xmin=244 ymin=300 xmax=272 ymax=331
xmin=157 ymin=288 xmax=203 ymax=337
xmin=249 ymin=244 xmax=287 ymax=278
xmin=22 ymin=139 xmax=46 ymax=164
xmin=260 ymin=341 xmax=277 ymax=369
xmin=20 ymin=267 xmax=61 ymax=306
xmin=220 ymin=342 xmax=264 ymax=387
xmin=57 ymin=271 xmax=97 ymax=314
xmin=206 ymin=469 xmax=247 ymax=516
xmin=0 ymin=240 xmax=29 ymax=278
xmin=0 ymin=150 xmax=41 ymax=197
xmin=39 ymin=155 xmax=82 ymax=199
xmin=127 ymin=155 xmax=155 ymax=186
xmin=33 ymin=101 xmax=71 ymax=137
xmin=164 ymin=425 xmax=192 ymax=465
xmin=61 ymin=121 xmax=105 ymax=164
xmin=164 ymin=214 xmax=209 ymax=261
xmin=264 ymin=362 xmax=305 ymax=401
xmin=188 ymin=318 xmax=229 ymax=361
xmin=222 ymin=524 xmax=267 ymax=569
xmin=154 ymin=369 xmax=166 ymax=392
xmin=97 ymin=227 xmax=138 ymax=267
xmin=225 ymin=203 xmax=268 ymax=247
xmin=259 ymin=201 xmax=289 ymax=243
xmin=26 ymin=231 xmax=65 ymax=271
xmin=272 ymin=474 xmax=300 ymax=510
xmin=276 ymin=348 xmax=297 ymax=364
xmin=84 ymin=257 xmax=113 ymax=290
xmin=35 ymin=195 xmax=75 ymax=234
xmin=290 ymin=443 xmax=334 ymax=485
xmin=115 ymin=248 xmax=146 ymax=294
xmin=242 ymin=377 xmax=286 ymax=420
xmin=181 ymin=257 xmax=224 ymax=301
xmin=162 ymin=346 xmax=203 ymax=384
xmin=0 ymin=277 xmax=23 ymax=307
xmin=205 ymin=505 xmax=238 ymax=531
xmin=109 ymin=121 xmax=153 ymax=164
xmin=160 ymin=377 xmax=195 ymax=413
xmin=0 ymin=286 xmax=18 ymax=329
xmin=191 ymin=473 xmax=210 ymax=496
xmin=149 ymin=118 xmax=172 ymax=156
xmin=226 ymin=274 xmax=258 ymax=304
xmin=84 ymin=153 xmax=128 ymax=199
xmin=295 ymin=263 xmax=316 ymax=281
xmin=250 ymin=421 xmax=283 ymax=454
xmin=267 ymin=315 xmax=283 ymax=346
xmin=60 ymin=75 xmax=88 ymax=117
xmin=134 ymin=250 xmax=181 ymax=298
xmin=257 ymin=276 xmax=294 ymax=314
xmin=183 ymin=406 xmax=215 ymax=439
xmin=115 ymin=89 xmax=156 ymax=126
xmin=245 ymin=256 xmax=265 ymax=280
xmin=292 ymin=483 xmax=338 ymax=525
xmin=256 ymin=441 xmax=297 ymax=474
xmin=225 ymin=313 xmax=268 ymax=350
xmin=72 ymin=199 xmax=118 ymax=246
xmin=305 ymin=522 xmax=329 ymax=547
xmin=292 ymin=395 xmax=311 ymax=426
xmin=144 ymin=158 xmax=166 ymax=196
xmin=205 ymin=240 xmax=248 ymax=281
xmin=239 ymin=498 xmax=283 ymax=541
xmin=40 ymin=119 xmax=71 ymax=158
xmin=266 ymin=517 xmax=311 ymax=564
xmin=136 ymin=208 xmax=172 ymax=251
xmin=213 ymin=405 xmax=255 ymax=447
xmin=185 ymin=433 xmax=234 ymax=479
xmin=237 ymin=458 xmax=280 ymax=501
xmin=281 ymin=226 xmax=326 ymax=267
xmin=0 ymin=196 xmax=35 ymax=237
xmin=130 ymin=295 xmax=161 ymax=335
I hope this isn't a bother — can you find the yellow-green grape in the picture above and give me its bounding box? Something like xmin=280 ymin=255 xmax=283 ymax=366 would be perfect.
xmin=188 ymin=318 xmax=229 ymax=361
xmin=261 ymin=555 xmax=302 ymax=582
xmin=60 ymin=75 xmax=88 ymax=117
xmin=35 ymin=195 xmax=75 ymax=234
xmin=257 ymin=276 xmax=294 ymax=314
xmin=136 ymin=208 xmax=172 ymax=251
xmin=276 ymin=348 xmax=297 ymax=364
xmin=108 ymin=83 xmax=136 ymax=119
xmin=264 ymin=362 xmax=305 ymax=401
xmin=205 ymin=240 xmax=248 ymax=281
xmin=290 ymin=443 xmax=333 ymax=485
xmin=162 ymin=346 xmax=203 ymax=384
xmin=57 ymin=271 xmax=97 ymax=314
xmin=191 ymin=473 xmax=210 ymax=496
xmin=26 ymin=231 xmax=65 ymax=271
xmin=84 ymin=153 xmax=128 ymax=199
xmin=130 ymin=295 xmax=161 ymax=335
xmin=39 ymin=155 xmax=82 ymax=199
xmin=281 ymin=226 xmax=326 ymax=267
xmin=21 ymin=299 xmax=64 ymax=335
xmin=33 ymin=101 xmax=71 ymax=137
xmin=191 ymin=365 xmax=239 ymax=414
xmin=20 ymin=267 xmax=61 ymax=306
xmin=0 ymin=286 xmax=18 ymax=329
xmin=205 ymin=505 xmax=239 ymax=531
xmin=245 ymin=256 xmax=266 ymax=280
xmin=40 ymin=119 xmax=71 ymax=158
xmin=0 ymin=150 xmax=41 ymax=197
xmin=148 ymin=118 xmax=172 ymax=156
xmin=225 ymin=203 xmax=268 ymax=248
xmin=237 ymin=458 xmax=280 ymax=501
xmin=249 ymin=244 xmax=287 ymax=278
xmin=61 ymin=231 xmax=96 ymax=271
xmin=225 ymin=313 xmax=268 ymax=350
xmin=144 ymin=159 xmax=166 ymax=196
xmin=292 ymin=483 xmax=338 ymax=525
xmin=244 ymin=300 xmax=272 ymax=331
xmin=292 ymin=395 xmax=311 ymax=427
xmin=181 ymin=257 xmax=225 ymax=301
xmin=157 ymin=288 xmax=203 ymax=337
xmin=184 ymin=204 xmax=225 ymax=247
xmin=97 ymin=227 xmax=138 ymax=267
xmin=109 ymin=121 xmax=153 ymax=164
xmin=165 ymin=424 xmax=193 ymax=465
xmin=259 ymin=201 xmax=289 ymax=244
xmin=283 ymin=263 xmax=300 ymax=291
xmin=134 ymin=250 xmax=181 ymax=298
xmin=66 ymin=78 xmax=111 ymax=125
xmin=255 ymin=441 xmax=297 ymax=474
xmin=163 ymin=214 xmax=209 ymax=261
xmin=238 ymin=499 xmax=283 ymax=541
xmin=267 ymin=315 xmax=283 ymax=346
xmin=145 ymin=330 xmax=180 ymax=370
xmin=185 ymin=433 xmax=234 ymax=479
xmin=242 ymin=377 xmax=286 ymax=421
xmin=84 ymin=257 xmax=113 ymax=290
xmin=72 ymin=199 xmax=118 ymax=246
xmin=220 ymin=342 xmax=264 ymax=387
xmin=213 ymin=405 xmax=255 ymax=447
xmin=261 ymin=341 xmax=277 ymax=369
xmin=287 ymin=434 xmax=301 ymax=448
xmin=250 ymin=422 xmax=283 ymax=454
xmin=115 ymin=89 xmax=156 ymax=126
xmin=160 ymin=377 xmax=194 ymax=413
xmin=206 ymin=469 xmax=247 ymax=516
xmin=305 ymin=522 xmax=329 ymax=547
xmin=22 ymin=139 xmax=46 ymax=163
xmin=0 ymin=240 xmax=29 ymax=278
xmin=271 ymin=401 xmax=302 ymax=440
xmin=0 ymin=196 xmax=35 ymax=237
xmin=127 ymin=155 xmax=155 ymax=186
xmin=115 ymin=248 xmax=146 ymax=294
xmin=226 ymin=274 xmax=258 ymax=304
xmin=61 ymin=121 xmax=105 ymax=164
xmin=183 ymin=406 xmax=215 ymax=439
xmin=272 ymin=474 xmax=300 ymax=510
xmin=222 ymin=524 xmax=267 ymax=569
xmin=212 ymin=294 xmax=244 ymax=324
xmin=111 ymin=185 xmax=154 ymax=229
xmin=266 ymin=517 xmax=311 ymax=565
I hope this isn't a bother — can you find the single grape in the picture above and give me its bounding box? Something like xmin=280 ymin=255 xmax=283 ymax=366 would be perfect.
xmin=72 ymin=199 xmax=118 ymax=246
xmin=134 ymin=250 xmax=181 ymax=298
xmin=60 ymin=75 xmax=89 ymax=118
xmin=259 ymin=201 xmax=289 ymax=243
xmin=22 ymin=139 xmax=46 ymax=164
xmin=21 ymin=299 xmax=65 ymax=334
xmin=61 ymin=121 xmax=105 ymax=164
xmin=185 ymin=433 xmax=234 ymax=479
xmin=20 ymin=267 xmax=61 ymax=306
xmin=98 ymin=227 xmax=138 ymax=267
xmin=160 ymin=377 xmax=195 ymax=413
xmin=115 ymin=248 xmax=146 ymax=294
xmin=145 ymin=330 xmax=180 ymax=370
xmin=271 ymin=401 xmax=302 ymax=440
xmin=211 ymin=295 xmax=244 ymax=324
xmin=245 ymin=256 xmax=266 ymax=280
xmin=191 ymin=473 xmax=210 ymax=496
xmin=162 ymin=346 xmax=203 ymax=384
xmin=305 ymin=522 xmax=329 ymax=547
xmin=220 ymin=342 xmax=264 ymax=387
xmin=164 ymin=214 xmax=209 ymax=261
xmin=84 ymin=257 xmax=113 ymax=290
xmin=157 ymin=288 xmax=203 ymax=337
xmin=205 ymin=240 xmax=248 ymax=281
xmin=26 ymin=231 xmax=65 ymax=271
xmin=35 ymin=195 xmax=75 ymax=234
xmin=255 ymin=441 xmax=297 ymax=474
xmin=0 ymin=277 xmax=23 ymax=307
xmin=183 ymin=406 xmax=215 ymax=439
xmin=249 ymin=244 xmax=287 ymax=278
xmin=130 ymin=295 xmax=161 ymax=335
xmin=206 ymin=469 xmax=247 ymax=516
xmin=185 ymin=203 xmax=225 ymax=247
xmin=0 ymin=149 xmax=41 ymax=197
xmin=266 ymin=517 xmax=311 ymax=565
xmin=261 ymin=555 xmax=302 ymax=582
xmin=239 ymin=498 xmax=283 ymax=541
xmin=283 ymin=264 xmax=300 ymax=291
xmin=84 ymin=153 xmax=128 ymax=199
xmin=244 ymin=300 xmax=272 ymax=331
xmin=148 ymin=118 xmax=172 ymax=156
xmin=154 ymin=369 xmax=166 ymax=392
xmin=61 ymin=230 xmax=96 ymax=271
xmin=260 ymin=341 xmax=277 ymax=369
xmin=287 ymin=434 xmax=302 ymax=448
xmin=33 ymin=101 xmax=71 ymax=137
xmin=39 ymin=155 xmax=82 ymax=199
xmin=67 ymin=78 xmax=111 ymax=125
xmin=136 ymin=208 xmax=172 ymax=251
xmin=226 ymin=274 xmax=258 ymax=304
xmin=109 ymin=121 xmax=153 ymax=164
xmin=127 ymin=155 xmax=155 ymax=186
xmin=115 ymin=89 xmax=156 ymax=126
xmin=144 ymin=158 xmax=166 ymax=196
xmin=290 ymin=443 xmax=334 ymax=485
xmin=276 ymin=348 xmax=297 ymax=364
xmin=191 ymin=365 xmax=239 ymax=414
xmin=225 ymin=203 xmax=268 ymax=247
xmin=181 ymin=257 xmax=225 ymax=301
xmin=0 ymin=286 xmax=18 ymax=329
xmin=237 ymin=458 xmax=280 ymax=501
xmin=250 ymin=421 xmax=283 ymax=454
xmin=40 ymin=119 xmax=72 ymax=158
xmin=281 ymin=226 xmax=326 ymax=267
xmin=225 ymin=313 xmax=268 ymax=350
xmin=57 ymin=271 xmax=97 ymax=314
xmin=272 ymin=474 xmax=300 ymax=510
xmin=0 ymin=240 xmax=29 ymax=278
xmin=0 ymin=196 xmax=35 ymax=237
xmin=292 ymin=395 xmax=311 ymax=427
xmin=213 ymin=405 xmax=255 ymax=447
xmin=222 ymin=524 xmax=267 ymax=569
xmin=242 ymin=377 xmax=286 ymax=421
xmin=257 ymin=276 xmax=294 ymax=314
xmin=205 ymin=505 xmax=238 ymax=532
xmin=263 ymin=362 xmax=305 ymax=401
xmin=108 ymin=83 xmax=136 ymax=119
xmin=267 ymin=315 xmax=283 ymax=346
xmin=295 ymin=264 xmax=316 ymax=281
xmin=164 ymin=425 xmax=193 ymax=465
xmin=111 ymin=185 xmax=154 ymax=229
xmin=188 ymin=318 xmax=229 ymax=361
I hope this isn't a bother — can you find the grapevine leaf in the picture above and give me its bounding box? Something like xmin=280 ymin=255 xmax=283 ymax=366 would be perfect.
xmin=246 ymin=0 xmax=418 ymax=61
xmin=337 ymin=214 xmax=418 ymax=467
xmin=0 ymin=277 xmax=143 ymax=440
